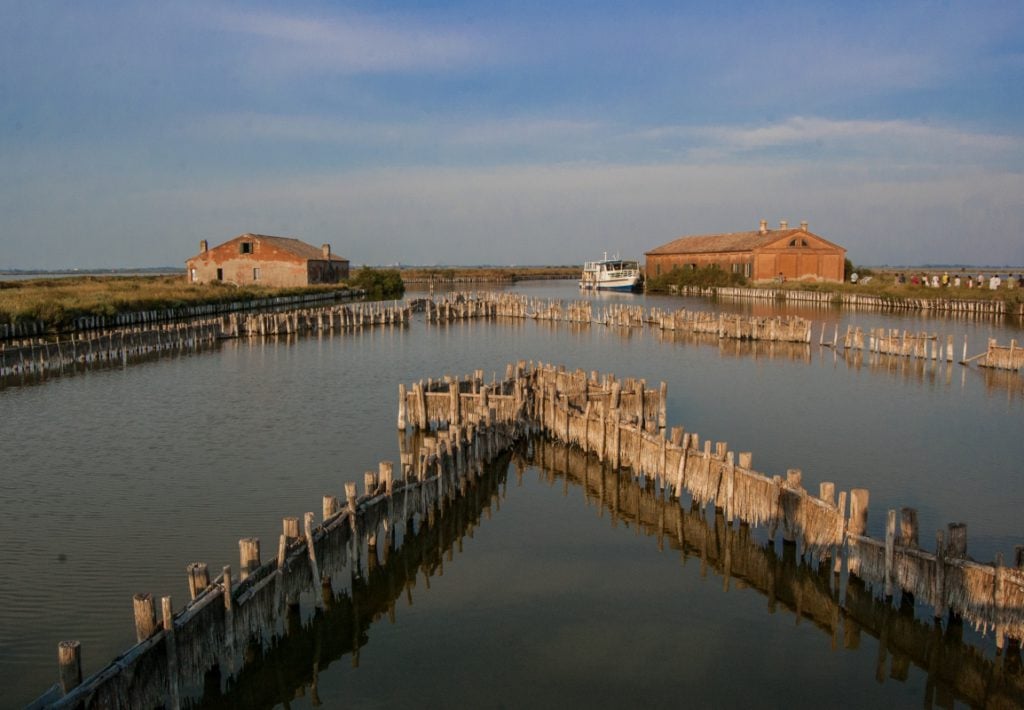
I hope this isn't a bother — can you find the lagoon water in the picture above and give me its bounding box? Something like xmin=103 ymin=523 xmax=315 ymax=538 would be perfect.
xmin=2 ymin=281 xmax=1022 ymax=707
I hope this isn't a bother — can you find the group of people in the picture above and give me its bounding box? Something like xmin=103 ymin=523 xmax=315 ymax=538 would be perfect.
xmin=895 ymin=271 xmax=1022 ymax=290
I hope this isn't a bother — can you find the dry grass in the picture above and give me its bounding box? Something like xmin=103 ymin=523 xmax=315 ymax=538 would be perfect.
xmin=0 ymin=275 xmax=344 ymax=327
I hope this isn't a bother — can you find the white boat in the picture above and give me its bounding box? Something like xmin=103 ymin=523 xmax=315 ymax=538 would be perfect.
xmin=579 ymin=253 xmax=643 ymax=292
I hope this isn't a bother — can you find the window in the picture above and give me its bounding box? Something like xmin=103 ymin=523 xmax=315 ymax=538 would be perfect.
xmin=190 ymin=268 xmax=197 ymax=282
xmin=253 ymin=267 xmax=261 ymax=281
xmin=789 ymin=239 xmax=798 ymax=247
xmin=744 ymin=262 xmax=752 ymax=278
xmin=731 ymin=264 xmax=740 ymax=274
xmin=656 ymin=264 xmax=662 ymax=276
xmin=240 ymin=242 xmax=253 ymax=254
xmin=216 ymin=268 xmax=223 ymax=281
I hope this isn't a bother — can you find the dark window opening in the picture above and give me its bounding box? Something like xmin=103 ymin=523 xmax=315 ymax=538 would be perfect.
xmin=216 ymin=268 xmax=223 ymax=281
xmin=240 ymin=242 xmax=253 ymax=254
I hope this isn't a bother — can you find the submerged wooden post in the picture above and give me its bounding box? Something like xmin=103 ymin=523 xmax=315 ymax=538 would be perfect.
xmin=133 ymin=593 xmax=157 ymax=642
xmin=58 ymin=640 xmax=82 ymax=694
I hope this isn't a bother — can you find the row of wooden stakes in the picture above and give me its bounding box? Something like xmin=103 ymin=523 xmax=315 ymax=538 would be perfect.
xmin=38 ymin=417 xmax=524 ymax=708
xmin=402 ymin=361 xmax=1024 ymax=650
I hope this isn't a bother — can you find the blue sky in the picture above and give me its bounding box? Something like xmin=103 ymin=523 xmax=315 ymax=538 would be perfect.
xmin=2 ymin=1 xmax=1023 ymax=269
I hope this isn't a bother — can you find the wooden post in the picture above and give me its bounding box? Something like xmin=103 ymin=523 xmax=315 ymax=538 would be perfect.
xmin=834 ymin=491 xmax=847 ymax=575
xmin=415 ymin=381 xmax=427 ymax=430
xmin=277 ymin=533 xmax=288 ymax=571
xmin=186 ymin=562 xmax=209 ymax=600
xmin=946 ymin=523 xmax=967 ymax=558
xmin=397 ymin=383 xmax=407 ymax=429
xmin=737 ymin=452 xmax=752 ymax=469
xmin=304 ymin=512 xmax=324 ymax=608
xmin=849 ymin=489 xmax=869 ymax=536
xmin=239 ymin=537 xmax=260 ymax=580
xmin=323 ymin=495 xmax=340 ymax=522
xmin=884 ymin=509 xmax=896 ymax=599
xmin=819 ymin=482 xmax=835 ymax=506
xmin=380 ymin=461 xmax=394 ymax=495
xmin=283 ymin=516 xmax=300 ymax=541
xmin=133 ymin=593 xmax=157 ymax=642
xmin=364 ymin=471 xmax=378 ymax=497
xmin=449 ymin=381 xmax=460 ymax=426
xmin=58 ymin=640 xmax=82 ymax=694
xmin=658 ymin=381 xmax=667 ymax=433
xmin=934 ymin=530 xmax=946 ymax=619
xmin=899 ymin=508 xmax=919 ymax=547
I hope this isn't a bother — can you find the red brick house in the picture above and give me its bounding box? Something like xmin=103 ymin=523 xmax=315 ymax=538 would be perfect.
xmin=645 ymin=220 xmax=846 ymax=283
xmin=186 ymin=234 xmax=350 ymax=287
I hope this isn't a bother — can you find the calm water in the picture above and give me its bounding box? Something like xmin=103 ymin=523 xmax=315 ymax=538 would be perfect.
xmin=2 ymin=281 xmax=1022 ymax=707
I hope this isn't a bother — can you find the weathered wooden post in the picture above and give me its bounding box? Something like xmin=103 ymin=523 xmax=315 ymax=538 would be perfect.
xmin=283 ymin=516 xmax=300 ymax=542
xmin=304 ymin=512 xmax=323 ymax=606
xmin=899 ymin=508 xmax=919 ymax=547
xmin=163 ymin=595 xmax=181 ymax=707
xmin=397 ymin=383 xmax=407 ymax=429
xmin=946 ymin=523 xmax=968 ymax=558
xmin=239 ymin=538 xmax=261 ymax=580
xmin=849 ymin=489 xmax=870 ymax=536
xmin=380 ymin=461 xmax=394 ymax=495
xmin=133 ymin=593 xmax=157 ymax=642
xmin=449 ymin=381 xmax=460 ymax=427
xmin=934 ymin=530 xmax=946 ymax=619
xmin=658 ymin=381 xmax=667 ymax=433
xmin=186 ymin=562 xmax=210 ymax=601
xmin=58 ymin=640 xmax=82 ymax=694
xmin=323 ymin=495 xmax=340 ymax=522
xmin=884 ymin=509 xmax=897 ymax=600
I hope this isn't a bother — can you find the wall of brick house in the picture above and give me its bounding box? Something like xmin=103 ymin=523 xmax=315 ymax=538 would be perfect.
xmin=754 ymin=248 xmax=844 ymax=282
xmin=645 ymin=252 xmax=754 ymax=278
xmin=185 ymin=237 xmax=348 ymax=287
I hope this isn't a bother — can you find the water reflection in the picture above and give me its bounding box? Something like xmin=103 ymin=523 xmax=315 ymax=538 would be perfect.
xmin=529 ymin=437 xmax=1024 ymax=709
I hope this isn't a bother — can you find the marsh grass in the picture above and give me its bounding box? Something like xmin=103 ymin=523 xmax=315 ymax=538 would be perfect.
xmin=0 ymin=275 xmax=344 ymax=328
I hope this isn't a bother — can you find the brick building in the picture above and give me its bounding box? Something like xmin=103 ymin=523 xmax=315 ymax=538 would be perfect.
xmin=645 ymin=220 xmax=846 ymax=283
xmin=186 ymin=234 xmax=350 ymax=287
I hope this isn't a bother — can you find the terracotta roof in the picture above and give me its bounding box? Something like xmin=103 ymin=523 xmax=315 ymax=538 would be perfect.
xmin=237 ymin=234 xmax=348 ymax=262
xmin=645 ymin=228 xmax=809 ymax=255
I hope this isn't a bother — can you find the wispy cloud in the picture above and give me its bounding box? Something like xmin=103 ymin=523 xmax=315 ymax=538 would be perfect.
xmin=204 ymin=7 xmax=491 ymax=75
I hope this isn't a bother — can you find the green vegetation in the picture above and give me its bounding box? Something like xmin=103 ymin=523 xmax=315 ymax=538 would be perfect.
xmin=350 ymin=267 xmax=405 ymax=300
xmin=0 ymin=275 xmax=349 ymax=329
xmin=646 ymin=265 xmax=748 ymax=292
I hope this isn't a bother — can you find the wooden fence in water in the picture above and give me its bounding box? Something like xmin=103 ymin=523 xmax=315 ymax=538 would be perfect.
xmin=400 ymin=361 xmax=1024 ymax=650
xmin=0 ymin=289 xmax=362 ymax=341
xmin=37 ymin=416 xmax=524 ymax=708
xmin=1 ymin=302 xmax=411 ymax=386
xmin=672 ymin=285 xmax=1024 ymax=318
xmin=34 ymin=359 xmax=1024 ymax=706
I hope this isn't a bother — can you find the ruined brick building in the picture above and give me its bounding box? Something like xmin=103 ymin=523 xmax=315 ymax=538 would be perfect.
xmin=186 ymin=234 xmax=350 ymax=287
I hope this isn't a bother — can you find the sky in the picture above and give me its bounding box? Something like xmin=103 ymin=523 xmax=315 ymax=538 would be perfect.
xmin=2 ymin=1 xmax=1023 ymax=269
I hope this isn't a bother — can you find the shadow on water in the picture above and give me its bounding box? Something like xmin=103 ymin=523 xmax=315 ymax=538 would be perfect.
xmin=193 ymin=434 xmax=1022 ymax=709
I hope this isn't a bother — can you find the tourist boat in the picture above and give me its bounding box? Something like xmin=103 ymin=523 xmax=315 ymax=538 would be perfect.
xmin=579 ymin=253 xmax=643 ymax=292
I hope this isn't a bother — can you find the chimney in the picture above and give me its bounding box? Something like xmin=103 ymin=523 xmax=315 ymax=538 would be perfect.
xmin=779 ymin=220 xmax=789 ymax=229
xmin=322 ymin=243 xmax=331 ymax=259
xmin=800 ymin=220 xmax=808 ymax=232
xmin=200 ymin=239 xmax=208 ymax=254
xmin=759 ymin=219 xmax=767 ymax=234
